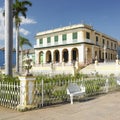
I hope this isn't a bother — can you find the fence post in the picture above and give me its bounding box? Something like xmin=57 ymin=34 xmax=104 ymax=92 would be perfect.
xmin=41 ymin=79 xmax=44 ymax=107
xmin=17 ymin=76 xmax=36 ymax=111
xmin=105 ymin=79 xmax=109 ymax=93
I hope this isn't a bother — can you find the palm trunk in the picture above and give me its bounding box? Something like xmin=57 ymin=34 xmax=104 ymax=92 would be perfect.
xmin=5 ymin=0 xmax=13 ymax=76
xmin=16 ymin=25 xmax=19 ymax=73
xmin=20 ymin=47 xmax=23 ymax=73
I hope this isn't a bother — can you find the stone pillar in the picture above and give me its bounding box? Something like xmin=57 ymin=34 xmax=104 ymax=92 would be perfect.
xmin=51 ymin=50 xmax=54 ymax=63
xmin=79 ymin=44 xmax=85 ymax=64
xmin=95 ymin=56 xmax=98 ymax=66
xmin=59 ymin=49 xmax=63 ymax=63
xmin=85 ymin=47 xmax=88 ymax=64
xmin=35 ymin=51 xmax=39 ymax=65
xmin=104 ymin=45 xmax=106 ymax=63
xmin=68 ymin=49 xmax=72 ymax=64
xmin=92 ymin=46 xmax=95 ymax=62
xmin=75 ymin=61 xmax=79 ymax=69
xmin=17 ymin=76 xmax=36 ymax=111
xmin=42 ymin=51 xmax=45 ymax=64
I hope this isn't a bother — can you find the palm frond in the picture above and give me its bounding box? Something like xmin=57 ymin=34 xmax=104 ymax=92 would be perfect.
xmin=19 ymin=36 xmax=32 ymax=49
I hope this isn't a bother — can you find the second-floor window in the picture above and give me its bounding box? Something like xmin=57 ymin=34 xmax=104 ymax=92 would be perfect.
xmin=96 ymin=36 xmax=99 ymax=45
xmin=111 ymin=42 xmax=113 ymax=49
xmin=102 ymin=39 xmax=105 ymax=47
xmin=107 ymin=41 xmax=109 ymax=48
xmin=72 ymin=32 xmax=77 ymax=39
xmin=62 ymin=34 xmax=67 ymax=41
xmin=86 ymin=32 xmax=90 ymax=39
xmin=54 ymin=35 xmax=58 ymax=42
xmin=39 ymin=38 xmax=43 ymax=44
xmin=47 ymin=37 xmax=51 ymax=43
xmin=114 ymin=44 xmax=117 ymax=50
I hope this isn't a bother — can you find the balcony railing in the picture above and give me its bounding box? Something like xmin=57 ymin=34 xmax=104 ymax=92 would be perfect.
xmin=34 ymin=39 xmax=95 ymax=48
xmin=72 ymin=39 xmax=78 ymax=43
xmin=85 ymin=39 xmax=94 ymax=44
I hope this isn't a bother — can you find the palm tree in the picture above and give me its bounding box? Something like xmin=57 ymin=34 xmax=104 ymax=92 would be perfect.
xmin=5 ymin=0 xmax=13 ymax=76
xmin=19 ymin=36 xmax=32 ymax=72
xmin=13 ymin=0 xmax=32 ymax=73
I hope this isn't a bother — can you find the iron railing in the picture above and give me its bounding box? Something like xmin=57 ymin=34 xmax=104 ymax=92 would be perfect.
xmin=33 ymin=76 xmax=119 ymax=108
xmin=0 ymin=81 xmax=20 ymax=109
xmin=0 ymin=76 xmax=119 ymax=110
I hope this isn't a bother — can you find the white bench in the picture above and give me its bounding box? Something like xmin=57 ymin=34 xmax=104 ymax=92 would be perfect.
xmin=67 ymin=83 xmax=85 ymax=104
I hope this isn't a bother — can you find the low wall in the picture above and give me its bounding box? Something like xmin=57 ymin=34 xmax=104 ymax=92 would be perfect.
xmin=31 ymin=65 xmax=75 ymax=75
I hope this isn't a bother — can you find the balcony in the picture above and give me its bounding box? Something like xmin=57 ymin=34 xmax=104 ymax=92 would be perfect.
xmin=34 ymin=39 xmax=95 ymax=49
xmin=34 ymin=44 xmax=43 ymax=48
xmin=54 ymin=41 xmax=59 ymax=45
xmin=72 ymin=39 xmax=78 ymax=43
xmin=85 ymin=39 xmax=94 ymax=44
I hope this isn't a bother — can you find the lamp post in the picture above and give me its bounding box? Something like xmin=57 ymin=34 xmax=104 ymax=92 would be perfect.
xmin=104 ymin=45 xmax=106 ymax=63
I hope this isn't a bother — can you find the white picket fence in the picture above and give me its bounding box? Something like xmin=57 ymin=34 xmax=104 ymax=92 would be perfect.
xmin=33 ymin=77 xmax=119 ymax=108
xmin=0 ymin=81 xmax=20 ymax=109
xmin=0 ymin=76 xmax=119 ymax=110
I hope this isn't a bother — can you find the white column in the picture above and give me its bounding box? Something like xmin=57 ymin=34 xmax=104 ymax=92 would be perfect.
xmin=17 ymin=76 xmax=36 ymax=111
xmin=35 ymin=51 xmax=39 ymax=64
xmin=92 ymin=46 xmax=95 ymax=60
xmin=85 ymin=47 xmax=88 ymax=64
xmin=51 ymin=50 xmax=54 ymax=63
xmin=43 ymin=51 xmax=45 ymax=64
xmin=79 ymin=44 xmax=85 ymax=63
xmin=68 ymin=48 xmax=72 ymax=64
xmin=104 ymin=45 xmax=106 ymax=63
xmin=59 ymin=49 xmax=63 ymax=63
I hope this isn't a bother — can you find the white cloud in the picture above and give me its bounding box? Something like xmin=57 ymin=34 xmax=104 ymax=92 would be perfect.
xmin=20 ymin=16 xmax=37 ymax=25
xmin=19 ymin=28 xmax=30 ymax=35
xmin=0 ymin=8 xmax=5 ymax=41
xmin=0 ymin=7 xmax=37 ymax=47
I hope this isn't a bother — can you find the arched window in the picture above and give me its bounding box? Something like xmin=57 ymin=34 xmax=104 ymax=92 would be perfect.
xmin=46 ymin=51 xmax=52 ymax=63
xmin=62 ymin=49 xmax=68 ymax=62
xmin=54 ymin=50 xmax=59 ymax=63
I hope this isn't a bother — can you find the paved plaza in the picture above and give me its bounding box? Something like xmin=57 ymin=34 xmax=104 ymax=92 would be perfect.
xmin=0 ymin=91 xmax=120 ymax=120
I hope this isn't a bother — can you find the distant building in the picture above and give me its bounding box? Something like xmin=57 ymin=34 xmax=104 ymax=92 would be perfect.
xmin=117 ymin=41 xmax=120 ymax=59
xmin=21 ymin=49 xmax=35 ymax=66
xmin=0 ymin=48 xmax=16 ymax=67
xmin=34 ymin=24 xmax=118 ymax=66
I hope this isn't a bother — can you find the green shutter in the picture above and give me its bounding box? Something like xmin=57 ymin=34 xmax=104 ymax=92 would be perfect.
xmin=86 ymin=32 xmax=90 ymax=39
xmin=39 ymin=38 xmax=43 ymax=44
xmin=47 ymin=37 xmax=51 ymax=43
xmin=73 ymin=32 xmax=77 ymax=39
xmin=54 ymin=36 xmax=58 ymax=42
xmin=62 ymin=34 xmax=66 ymax=41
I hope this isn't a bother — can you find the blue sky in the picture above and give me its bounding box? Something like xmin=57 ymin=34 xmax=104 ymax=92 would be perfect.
xmin=0 ymin=0 xmax=120 ymax=49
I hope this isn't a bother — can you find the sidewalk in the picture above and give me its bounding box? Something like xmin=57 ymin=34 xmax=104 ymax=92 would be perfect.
xmin=0 ymin=91 xmax=120 ymax=120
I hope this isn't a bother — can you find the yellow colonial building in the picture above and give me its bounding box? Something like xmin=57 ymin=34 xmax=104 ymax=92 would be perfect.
xmin=34 ymin=24 xmax=118 ymax=67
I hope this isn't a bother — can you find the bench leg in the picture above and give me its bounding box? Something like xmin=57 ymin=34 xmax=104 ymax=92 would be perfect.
xmin=70 ymin=95 xmax=73 ymax=104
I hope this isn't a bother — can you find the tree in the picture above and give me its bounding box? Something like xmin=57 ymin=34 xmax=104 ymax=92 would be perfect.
xmin=13 ymin=0 xmax=32 ymax=73
xmin=5 ymin=0 xmax=13 ymax=76
xmin=19 ymin=36 xmax=32 ymax=72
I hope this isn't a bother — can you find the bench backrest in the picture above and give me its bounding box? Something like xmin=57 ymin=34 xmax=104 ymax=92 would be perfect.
xmin=67 ymin=83 xmax=85 ymax=94
xmin=67 ymin=83 xmax=80 ymax=93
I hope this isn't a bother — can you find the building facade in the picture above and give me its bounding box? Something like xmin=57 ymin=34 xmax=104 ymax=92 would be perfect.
xmin=34 ymin=24 xmax=118 ymax=66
